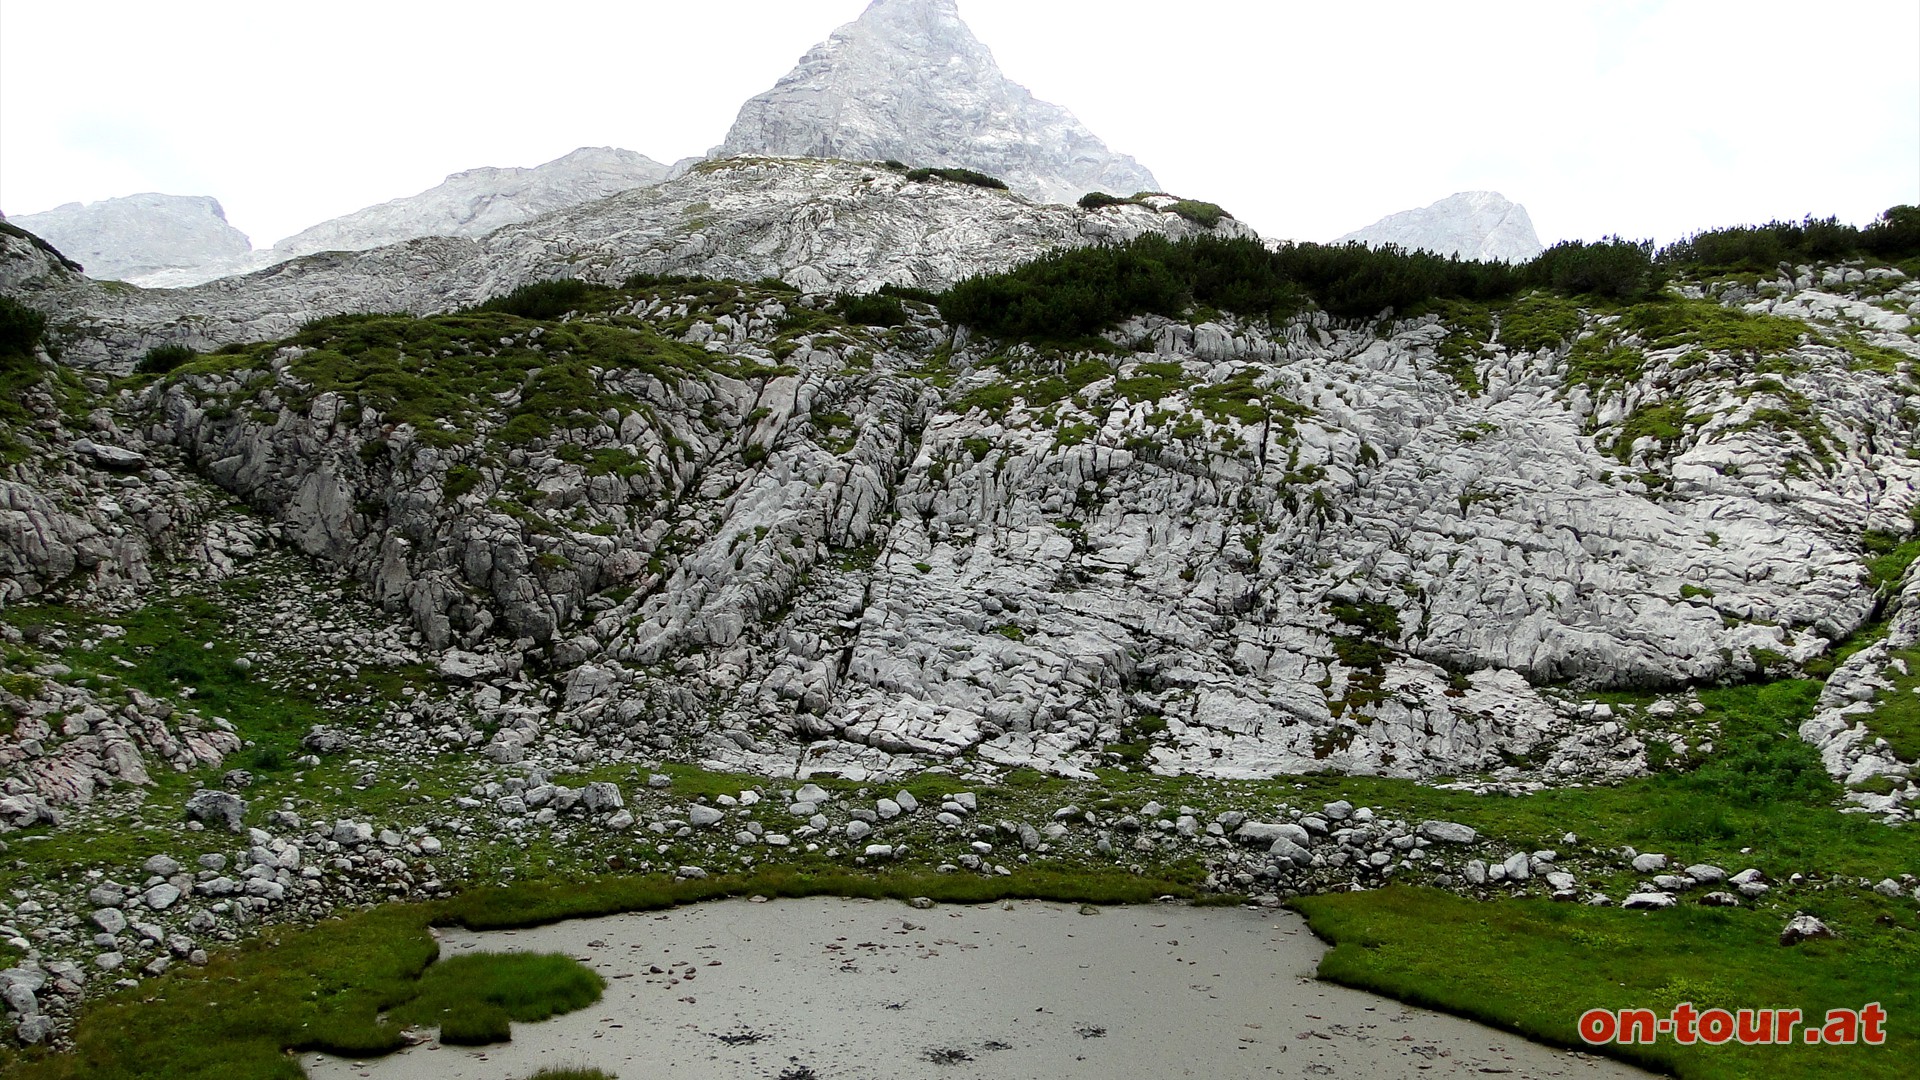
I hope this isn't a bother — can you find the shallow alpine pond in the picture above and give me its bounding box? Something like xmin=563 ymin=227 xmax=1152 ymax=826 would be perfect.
xmin=306 ymin=896 xmax=1649 ymax=1080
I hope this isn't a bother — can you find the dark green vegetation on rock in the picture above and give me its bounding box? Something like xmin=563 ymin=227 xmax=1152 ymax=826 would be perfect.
xmin=940 ymin=205 xmax=1920 ymax=346
xmin=902 ymin=165 xmax=1008 ymax=190
xmin=1661 ymin=206 xmax=1920 ymax=274
xmin=0 ymin=297 xmax=51 ymax=454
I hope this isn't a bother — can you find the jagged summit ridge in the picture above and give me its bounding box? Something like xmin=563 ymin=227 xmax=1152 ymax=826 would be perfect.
xmin=9 ymin=194 xmax=251 ymax=282
xmin=714 ymin=0 xmax=1158 ymax=206
xmin=1337 ymin=191 xmax=1544 ymax=263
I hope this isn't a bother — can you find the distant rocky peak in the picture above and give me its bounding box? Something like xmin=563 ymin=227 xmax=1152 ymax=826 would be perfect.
xmin=715 ymin=0 xmax=1158 ymax=206
xmin=9 ymin=194 xmax=252 ymax=282
xmin=1336 ymin=191 xmax=1545 ymax=263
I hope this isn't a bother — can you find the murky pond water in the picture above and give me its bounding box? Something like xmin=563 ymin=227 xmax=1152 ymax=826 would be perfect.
xmin=309 ymin=897 xmax=1647 ymax=1080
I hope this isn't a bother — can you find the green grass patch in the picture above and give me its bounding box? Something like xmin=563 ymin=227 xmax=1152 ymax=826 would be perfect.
xmin=436 ymin=865 xmax=1196 ymax=932
xmin=1863 ymin=530 xmax=1920 ymax=591
xmin=1856 ymin=646 xmax=1920 ymax=761
xmin=1498 ymin=294 xmax=1584 ymax=353
xmin=1613 ymin=401 xmax=1706 ymax=462
xmin=391 ymin=952 xmax=605 ymax=1044
xmin=1295 ymin=886 xmax=1916 ymax=1080
xmin=1624 ymin=297 xmax=1809 ymax=358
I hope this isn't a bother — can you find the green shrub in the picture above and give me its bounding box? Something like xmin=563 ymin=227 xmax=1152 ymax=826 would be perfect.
xmin=903 ymin=166 xmax=1009 ymax=190
xmin=1168 ymin=200 xmax=1231 ymax=228
xmin=1524 ymin=237 xmax=1666 ymax=301
xmin=833 ymin=292 xmax=908 ymax=327
xmin=1658 ymin=206 xmax=1920 ymax=273
xmin=1331 ymin=600 xmax=1402 ymax=639
xmin=939 ymin=234 xmax=1522 ymax=342
xmin=444 ymin=465 xmax=482 ymax=499
xmin=1078 ymin=191 xmax=1134 ymax=210
xmin=0 ymin=296 xmax=47 ymax=358
xmin=877 ymin=282 xmax=940 ymax=305
xmin=474 ymin=278 xmax=600 ymax=320
xmin=136 ymin=343 xmax=198 ymax=375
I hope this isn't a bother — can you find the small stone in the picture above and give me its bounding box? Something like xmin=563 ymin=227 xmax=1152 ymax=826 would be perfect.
xmin=90 ymin=908 xmax=128 ymax=934
xmin=142 ymin=884 xmax=182 ymax=911
xmin=688 ymin=805 xmax=725 ymax=828
xmin=1631 ymin=853 xmax=1668 ymax=873
xmin=143 ymin=855 xmax=182 ymax=877
xmin=1622 ymin=893 xmax=1677 ymax=910
xmin=876 ymin=798 xmax=902 ymax=820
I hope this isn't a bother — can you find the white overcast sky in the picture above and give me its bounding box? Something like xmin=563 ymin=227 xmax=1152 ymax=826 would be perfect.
xmin=3 ymin=0 xmax=1916 ymax=250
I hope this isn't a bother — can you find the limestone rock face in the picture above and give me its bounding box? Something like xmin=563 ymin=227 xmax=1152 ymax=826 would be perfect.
xmin=130 ymin=256 xmax=1920 ymax=783
xmin=714 ymin=0 xmax=1158 ymax=206
xmin=1335 ymin=191 xmax=1544 ymax=263
xmin=9 ymin=195 xmax=251 ymax=282
xmin=128 ymin=147 xmax=676 ymax=289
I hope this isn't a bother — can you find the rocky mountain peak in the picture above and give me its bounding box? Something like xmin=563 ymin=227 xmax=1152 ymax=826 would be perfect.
xmin=1336 ymin=191 xmax=1545 ymax=263
xmin=714 ymin=0 xmax=1158 ymax=206
xmin=8 ymin=194 xmax=252 ymax=282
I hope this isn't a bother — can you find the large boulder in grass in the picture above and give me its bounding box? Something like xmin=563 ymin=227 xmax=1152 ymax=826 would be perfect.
xmin=1780 ymin=913 xmax=1836 ymax=945
xmin=184 ymin=789 xmax=246 ymax=832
